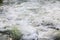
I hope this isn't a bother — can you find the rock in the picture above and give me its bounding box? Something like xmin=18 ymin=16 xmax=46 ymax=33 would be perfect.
xmin=52 ymin=30 xmax=60 ymax=40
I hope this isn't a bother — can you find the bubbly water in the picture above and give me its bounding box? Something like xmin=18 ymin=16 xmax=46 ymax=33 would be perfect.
xmin=0 ymin=0 xmax=60 ymax=40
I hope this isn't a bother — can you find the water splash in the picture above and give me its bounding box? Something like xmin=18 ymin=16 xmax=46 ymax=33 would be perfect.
xmin=0 ymin=0 xmax=60 ymax=40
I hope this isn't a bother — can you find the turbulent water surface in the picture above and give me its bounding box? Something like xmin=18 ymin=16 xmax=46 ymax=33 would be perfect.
xmin=0 ymin=0 xmax=60 ymax=40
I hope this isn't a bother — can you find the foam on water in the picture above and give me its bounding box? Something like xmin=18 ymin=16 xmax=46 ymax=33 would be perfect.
xmin=0 ymin=0 xmax=60 ymax=40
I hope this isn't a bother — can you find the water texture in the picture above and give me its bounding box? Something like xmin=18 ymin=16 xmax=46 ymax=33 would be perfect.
xmin=0 ymin=0 xmax=60 ymax=40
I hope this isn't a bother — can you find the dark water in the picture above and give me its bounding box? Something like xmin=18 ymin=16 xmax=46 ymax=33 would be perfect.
xmin=0 ymin=0 xmax=3 ymax=5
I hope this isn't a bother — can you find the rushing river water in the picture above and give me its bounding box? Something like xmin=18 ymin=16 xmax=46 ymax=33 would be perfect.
xmin=0 ymin=0 xmax=60 ymax=40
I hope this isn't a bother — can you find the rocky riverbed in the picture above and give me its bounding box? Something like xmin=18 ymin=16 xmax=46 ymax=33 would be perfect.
xmin=0 ymin=0 xmax=60 ymax=40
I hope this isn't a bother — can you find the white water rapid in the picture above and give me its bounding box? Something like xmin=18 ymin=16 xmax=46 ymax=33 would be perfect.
xmin=0 ymin=0 xmax=60 ymax=40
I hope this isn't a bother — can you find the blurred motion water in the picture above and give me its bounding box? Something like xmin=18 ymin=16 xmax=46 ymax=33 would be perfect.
xmin=0 ymin=0 xmax=60 ymax=40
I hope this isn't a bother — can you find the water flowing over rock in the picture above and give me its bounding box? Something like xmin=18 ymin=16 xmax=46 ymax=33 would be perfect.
xmin=0 ymin=0 xmax=60 ymax=40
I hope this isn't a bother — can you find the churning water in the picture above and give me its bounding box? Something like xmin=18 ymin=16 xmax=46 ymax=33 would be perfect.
xmin=0 ymin=0 xmax=60 ymax=40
